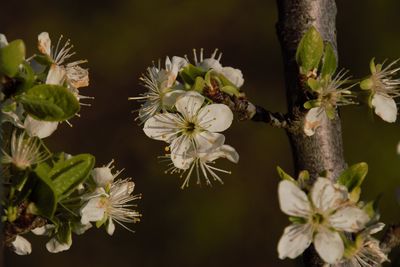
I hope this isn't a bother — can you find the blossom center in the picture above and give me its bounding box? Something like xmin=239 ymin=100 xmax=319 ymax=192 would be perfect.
xmin=311 ymin=213 xmax=325 ymax=225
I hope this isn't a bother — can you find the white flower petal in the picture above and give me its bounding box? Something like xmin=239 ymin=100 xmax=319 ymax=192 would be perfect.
xmin=92 ymin=167 xmax=114 ymax=187
xmin=163 ymin=90 xmax=186 ymax=107
xmin=221 ymin=67 xmax=244 ymax=88
xmin=278 ymin=180 xmax=311 ymax=218
xmin=143 ymin=113 xmax=180 ymax=142
xmin=110 ymin=181 xmax=135 ymax=198
xmin=24 ymin=115 xmax=58 ymax=139
xmin=314 ymin=228 xmax=344 ymax=264
xmin=46 ymin=64 xmax=66 ymax=85
xmin=165 ymin=56 xmax=188 ymax=87
xmin=372 ymin=92 xmax=397 ymax=123
xmin=202 ymin=144 xmax=239 ymax=163
xmin=38 ymin=32 xmax=51 ymax=56
xmin=31 ymin=224 xmax=55 ymax=236
xmin=304 ymin=107 xmax=326 ymax=136
xmin=365 ymin=222 xmax=385 ymax=235
xmin=66 ymin=65 xmax=89 ymax=88
xmin=175 ymin=91 xmax=205 ymax=119
xmin=310 ymin=177 xmax=347 ymax=213
xmin=11 ymin=235 xmax=32 ymax=255
xmin=0 ymin=33 xmax=8 ymax=48
xmin=170 ymin=135 xmax=195 ymax=169
xmin=72 ymin=222 xmax=92 ymax=235
xmin=329 ymin=206 xmax=370 ymax=232
xmin=278 ymin=224 xmax=312 ymax=260
xmin=198 ymin=58 xmax=222 ymax=71
xmin=194 ymin=131 xmax=225 ymax=153
xmin=46 ymin=238 xmax=71 ymax=253
xmin=106 ymin=219 xmax=115 ymax=236
xmin=80 ymin=197 xmax=106 ymax=224
xmin=197 ymin=104 xmax=233 ymax=132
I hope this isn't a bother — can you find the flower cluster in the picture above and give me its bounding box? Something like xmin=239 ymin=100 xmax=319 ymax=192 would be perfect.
xmin=277 ymin=166 xmax=387 ymax=266
xmin=1 ymin=32 xmax=90 ymax=139
xmin=0 ymin=33 xmax=141 ymax=255
xmin=132 ymin=50 xmax=243 ymax=188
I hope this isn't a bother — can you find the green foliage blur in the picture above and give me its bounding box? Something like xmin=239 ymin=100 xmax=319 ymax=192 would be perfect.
xmin=2 ymin=0 xmax=400 ymax=266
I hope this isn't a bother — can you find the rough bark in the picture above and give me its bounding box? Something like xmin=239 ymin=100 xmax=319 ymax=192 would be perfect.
xmin=276 ymin=0 xmax=346 ymax=182
xmin=276 ymin=0 xmax=346 ymax=266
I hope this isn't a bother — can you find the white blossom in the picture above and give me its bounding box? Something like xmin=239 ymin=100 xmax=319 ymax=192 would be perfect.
xmin=2 ymin=131 xmax=48 ymax=170
xmin=304 ymin=70 xmax=356 ymax=136
xmin=278 ymin=178 xmax=370 ymax=264
xmin=11 ymin=235 xmax=32 ymax=255
xmin=326 ymin=223 xmax=388 ymax=267
xmin=80 ymin=162 xmax=141 ymax=235
xmin=191 ymin=48 xmax=244 ymax=88
xmin=38 ymin=32 xmax=89 ymax=90
xmin=0 ymin=33 xmax=8 ymax=48
xmin=164 ymin=144 xmax=239 ymax=188
xmin=144 ymin=91 xmax=233 ymax=169
xmin=360 ymin=59 xmax=400 ymax=123
xmin=129 ymin=56 xmax=188 ymax=122
xmin=24 ymin=115 xmax=58 ymax=139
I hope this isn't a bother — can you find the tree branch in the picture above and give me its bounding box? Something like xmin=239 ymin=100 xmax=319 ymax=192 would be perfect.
xmin=251 ymin=105 xmax=290 ymax=128
xmin=381 ymin=224 xmax=400 ymax=255
xmin=276 ymin=0 xmax=346 ymax=266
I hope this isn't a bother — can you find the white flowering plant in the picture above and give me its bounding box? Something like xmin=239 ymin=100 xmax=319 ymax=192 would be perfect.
xmin=131 ymin=49 xmax=249 ymax=188
xmin=0 ymin=33 xmax=141 ymax=255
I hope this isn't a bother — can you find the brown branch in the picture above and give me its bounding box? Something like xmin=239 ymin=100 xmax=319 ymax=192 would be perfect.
xmin=380 ymin=224 xmax=400 ymax=255
xmin=276 ymin=0 xmax=346 ymax=266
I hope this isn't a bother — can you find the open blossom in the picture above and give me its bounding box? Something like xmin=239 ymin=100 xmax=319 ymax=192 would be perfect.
xmin=80 ymin=161 xmax=141 ymax=235
xmin=38 ymin=32 xmax=89 ymax=89
xmin=143 ymin=91 xmax=234 ymax=169
xmin=278 ymin=178 xmax=370 ymax=264
xmin=326 ymin=223 xmax=388 ymax=267
xmin=164 ymin=144 xmax=239 ymax=188
xmin=304 ymin=70 xmax=356 ymax=136
xmin=191 ymin=48 xmax=244 ymax=88
xmin=2 ymin=131 xmax=48 ymax=170
xmin=360 ymin=59 xmax=400 ymax=123
xmin=130 ymin=56 xmax=188 ymax=122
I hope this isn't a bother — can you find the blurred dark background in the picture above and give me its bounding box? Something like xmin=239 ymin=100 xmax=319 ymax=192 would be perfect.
xmin=1 ymin=0 xmax=400 ymax=266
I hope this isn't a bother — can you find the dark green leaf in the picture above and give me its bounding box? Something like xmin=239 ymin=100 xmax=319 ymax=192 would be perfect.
xmin=0 ymin=39 xmax=26 ymax=77
xmin=51 ymin=154 xmax=95 ymax=200
xmin=296 ymin=26 xmax=324 ymax=74
xmin=18 ymin=84 xmax=80 ymax=121
xmin=321 ymin=42 xmax=337 ymax=77
xmin=31 ymin=162 xmax=57 ymax=218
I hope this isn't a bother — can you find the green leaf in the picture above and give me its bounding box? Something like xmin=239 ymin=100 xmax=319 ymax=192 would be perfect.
xmin=18 ymin=84 xmax=80 ymax=121
xmin=221 ymin=85 xmax=240 ymax=97
xmin=192 ymin=76 xmax=205 ymax=92
xmin=276 ymin=166 xmax=296 ymax=182
xmin=16 ymin=62 xmax=36 ymax=93
xmin=179 ymin=64 xmax=205 ymax=85
xmin=296 ymin=26 xmax=324 ymax=74
xmin=337 ymin=162 xmax=368 ymax=193
xmin=303 ymin=99 xmax=320 ymax=109
xmin=31 ymin=162 xmax=57 ymax=218
xmin=307 ymin=78 xmax=320 ymax=92
xmin=0 ymin=39 xmax=26 ymax=77
xmin=321 ymin=42 xmax=337 ymax=77
xmin=51 ymin=154 xmax=95 ymax=200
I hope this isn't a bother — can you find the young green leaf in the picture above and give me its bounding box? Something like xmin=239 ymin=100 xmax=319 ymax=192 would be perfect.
xmin=296 ymin=26 xmax=324 ymax=74
xmin=337 ymin=162 xmax=368 ymax=193
xmin=50 ymin=154 xmax=95 ymax=200
xmin=321 ymin=42 xmax=337 ymax=77
xmin=179 ymin=64 xmax=205 ymax=85
xmin=18 ymin=84 xmax=80 ymax=121
xmin=276 ymin=166 xmax=296 ymax=182
xmin=0 ymin=39 xmax=26 ymax=77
